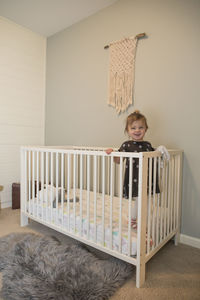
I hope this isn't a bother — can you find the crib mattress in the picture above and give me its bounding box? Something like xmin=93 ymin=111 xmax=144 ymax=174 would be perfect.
xmin=27 ymin=189 xmax=155 ymax=256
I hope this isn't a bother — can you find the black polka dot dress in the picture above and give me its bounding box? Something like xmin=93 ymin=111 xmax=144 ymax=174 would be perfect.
xmin=118 ymin=140 xmax=160 ymax=198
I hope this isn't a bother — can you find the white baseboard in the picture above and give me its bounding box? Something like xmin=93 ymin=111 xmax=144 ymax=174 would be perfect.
xmin=180 ymin=234 xmax=200 ymax=249
xmin=1 ymin=201 xmax=11 ymax=209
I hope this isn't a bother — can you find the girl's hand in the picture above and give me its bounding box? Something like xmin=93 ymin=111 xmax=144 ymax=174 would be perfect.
xmin=105 ymin=148 xmax=120 ymax=164
xmin=105 ymin=148 xmax=113 ymax=155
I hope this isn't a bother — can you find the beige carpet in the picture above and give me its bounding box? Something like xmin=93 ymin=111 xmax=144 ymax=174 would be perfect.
xmin=0 ymin=208 xmax=200 ymax=300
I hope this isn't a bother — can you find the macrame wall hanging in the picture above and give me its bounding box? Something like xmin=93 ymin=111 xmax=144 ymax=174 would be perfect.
xmin=105 ymin=33 xmax=146 ymax=114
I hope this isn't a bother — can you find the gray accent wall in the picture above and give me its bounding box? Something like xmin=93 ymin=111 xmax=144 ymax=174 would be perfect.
xmin=45 ymin=0 xmax=200 ymax=239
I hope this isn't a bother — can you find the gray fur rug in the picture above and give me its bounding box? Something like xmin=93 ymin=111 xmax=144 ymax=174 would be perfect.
xmin=0 ymin=233 xmax=134 ymax=300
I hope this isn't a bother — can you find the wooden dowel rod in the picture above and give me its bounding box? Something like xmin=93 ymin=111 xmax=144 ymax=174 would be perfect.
xmin=104 ymin=32 xmax=146 ymax=49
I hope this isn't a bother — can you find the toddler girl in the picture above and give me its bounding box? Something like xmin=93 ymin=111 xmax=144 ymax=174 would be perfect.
xmin=106 ymin=110 xmax=160 ymax=228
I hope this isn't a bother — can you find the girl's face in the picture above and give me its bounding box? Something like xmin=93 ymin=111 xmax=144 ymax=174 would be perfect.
xmin=127 ymin=120 xmax=147 ymax=141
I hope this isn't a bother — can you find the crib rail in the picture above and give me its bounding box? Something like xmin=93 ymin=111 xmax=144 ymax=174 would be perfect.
xmin=144 ymin=151 xmax=182 ymax=262
xmin=20 ymin=145 xmax=183 ymax=287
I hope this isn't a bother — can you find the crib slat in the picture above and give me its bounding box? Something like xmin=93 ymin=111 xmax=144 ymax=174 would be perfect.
xmin=175 ymin=155 xmax=180 ymax=230
xmin=41 ymin=151 xmax=44 ymax=221
xmin=173 ymin=156 xmax=177 ymax=230
xmin=171 ymin=156 xmax=174 ymax=232
xmin=171 ymin=158 xmax=174 ymax=232
xmin=87 ymin=155 xmax=90 ymax=239
xmin=56 ymin=152 xmax=59 ymax=224
xmin=164 ymin=160 xmax=168 ymax=239
xmin=156 ymin=188 xmax=160 ymax=246
xmin=128 ymin=157 xmax=133 ymax=256
xmin=102 ymin=155 xmax=105 ymax=246
xmin=73 ymin=153 xmax=76 ymax=233
xmin=28 ymin=151 xmax=31 ymax=215
xmin=97 ymin=156 xmax=100 ymax=193
xmin=119 ymin=156 xmax=123 ymax=253
xmin=173 ymin=156 xmax=176 ymax=232
xmin=61 ymin=153 xmax=64 ymax=226
xmin=155 ymin=158 xmax=159 ymax=247
xmin=174 ymin=156 xmax=177 ymax=230
xmin=67 ymin=153 xmax=71 ymax=230
xmin=50 ymin=152 xmax=54 ymax=222
xmin=32 ymin=151 xmax=35 ymax=215
xmin=45 ymin=152 xmax=49 ymax=221
xmin=36 ymin=151 xmax=39 ymax=218
xmin=84 ymin=154 xmax=87 ymax=190
xmin=80 ymin=153 xmax=83 ymax=236
xmin=94 ymin=155 xmax=97 ymax=242
xmin=24 ymin=150 xmax=27 ymax=214
xmin=107 ymin=156 xmax=110 ymax=195
xmin=151 ymin=158 xmax=156 ymax=249
xmin=160 ymin=158 xmax=164 ymax=243
xmin=157 ymin=157 xmax=162 ymax=245
xmin=167 ymin=160 xmax=171 ymax=235
xmin=169 ymin=158 xmax=173 ymax=233
xmin=109 ymin=156 xmax=114 ymax=250
xmin=147 ymin=157 xmax=152 ymax=254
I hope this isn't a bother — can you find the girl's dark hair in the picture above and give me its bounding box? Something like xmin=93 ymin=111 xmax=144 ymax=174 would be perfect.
xmin=125 ymin=110 xmax=148 ymax=133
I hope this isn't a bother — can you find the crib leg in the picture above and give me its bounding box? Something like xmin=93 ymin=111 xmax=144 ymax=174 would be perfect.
xmin=174 ymin=231 xmax=180 ymax=246
xmin=136 ymin=262 xmax=146 ymax=288
xmin=21 ymin=211 xmax=29 ymax=227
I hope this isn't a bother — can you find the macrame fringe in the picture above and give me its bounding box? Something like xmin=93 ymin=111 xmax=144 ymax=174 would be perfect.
xmin=108 ymin=37 xmax=138 ymax=114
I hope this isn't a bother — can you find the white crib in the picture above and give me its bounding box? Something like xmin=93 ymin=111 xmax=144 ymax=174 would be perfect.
xmin=20 ymin=145 xmax=183 ymax=288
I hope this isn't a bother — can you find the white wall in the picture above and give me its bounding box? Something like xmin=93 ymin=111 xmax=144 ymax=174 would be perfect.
xmin=0 ymin=17 xmax=46 ymax=208
xmin=45 ymin=0 xmax=200 ymax=240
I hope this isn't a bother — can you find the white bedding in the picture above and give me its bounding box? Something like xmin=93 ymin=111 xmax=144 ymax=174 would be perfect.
xmin=27 ymin=189 xmax=156 ymax=256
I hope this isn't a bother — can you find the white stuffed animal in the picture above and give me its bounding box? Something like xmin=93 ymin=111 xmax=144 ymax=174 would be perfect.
xmin=37 ymin=185 xmax=79 ymax=206
xmin=156 ymin=145 xmax=170 ymax=161
xmin=37 ymin=185 xmax=64 ymax=203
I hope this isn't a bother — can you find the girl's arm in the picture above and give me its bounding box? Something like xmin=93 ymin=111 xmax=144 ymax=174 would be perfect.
xmin=105 ymin=148 xmax=120 ymax=164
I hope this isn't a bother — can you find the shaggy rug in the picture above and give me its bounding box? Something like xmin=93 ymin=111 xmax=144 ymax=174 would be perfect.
xmin=0 ymin=233 xmax=134 ymax=300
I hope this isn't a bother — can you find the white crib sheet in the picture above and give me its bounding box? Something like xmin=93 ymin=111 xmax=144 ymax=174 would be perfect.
xmin=27 ymin=189 xmax=158 ymax=256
